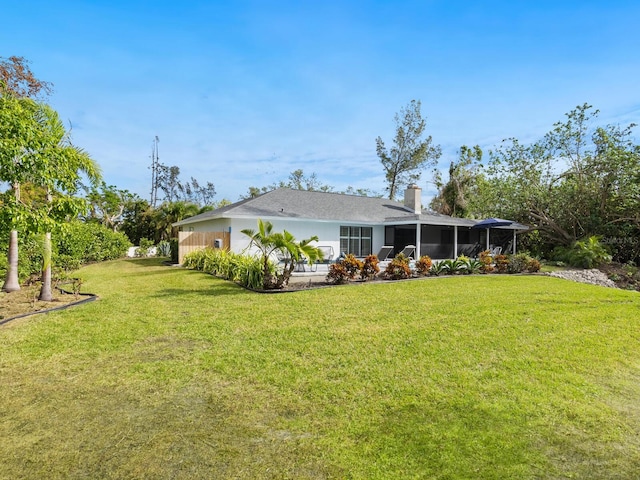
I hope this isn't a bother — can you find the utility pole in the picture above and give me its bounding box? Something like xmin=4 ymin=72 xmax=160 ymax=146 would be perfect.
xmin=150 ymin=136 xmax=159 ymax=208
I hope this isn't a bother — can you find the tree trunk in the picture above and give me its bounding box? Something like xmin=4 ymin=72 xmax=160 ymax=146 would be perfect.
xmin=39 ymin=232 xmax=53 ymax=301
xmin=2 ymin=230 xmax=21 ymax=292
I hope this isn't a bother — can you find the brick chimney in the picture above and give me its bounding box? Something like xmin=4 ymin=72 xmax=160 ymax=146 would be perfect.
xmin=404 ymin=184 xmax=422 ymax=214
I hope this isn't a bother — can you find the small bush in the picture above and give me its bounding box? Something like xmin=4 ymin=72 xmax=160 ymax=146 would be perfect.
xmin=360 ymin=254 xmax=380 ymax=280
xmin=494 ymin=254 xmax=509 ymax=273
xmin=156 ymin=240 xmax=171 ymax=257
xmin=526 ymin=257 xmax=541 ymax=273
xmin=460 ymin=257 xmax=482 ymax=274
xmin=440 ymin=258 xmax=465 ymax=275
xmin=507 ymin=253 xmax=529 ymax=274
xmin=479 ymin=250 xmax=494 ymax=273
xmin=136 ymin=238 xmax=155 ymax=257
xmin=429 ymin=261 xmax=447 ymax=276
xmin=327 ymin=262 xmax=352 ymax=284
xmin=383 ymin=253 xmax=412 ymax=280
xmin=326 ymin=254 xmax=363 ymax=284
xmin=415 ymin=255 xmax=432 ymax=276
xmin=343 ymin=254 xmax=364 ymax=278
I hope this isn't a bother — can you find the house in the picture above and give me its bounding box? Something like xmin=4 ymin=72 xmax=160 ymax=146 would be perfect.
xmin=173 ymin=185 xmax=526 ymax=263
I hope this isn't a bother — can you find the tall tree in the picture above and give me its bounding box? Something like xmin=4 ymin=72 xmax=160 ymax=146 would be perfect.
xmin=430 ymin=145 xmax=482 ymax=217
xmin=376 ymin=100 xmax=441 ymax=199
xmin=0 ymin=56 xmax=52 ymax=99
xmin=0 ymin=57 xmax=52 ymax=292
xmin=483 ymin=103 xmax=640 ymax=261
xmin=0 ymin=97 xmax=49 ymax=291
xmin=28 ymin=104 xmax=101 ymax=301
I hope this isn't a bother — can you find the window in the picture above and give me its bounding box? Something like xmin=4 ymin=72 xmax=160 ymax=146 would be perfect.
xmin=340 ymin=226 xmax=372 ymax=257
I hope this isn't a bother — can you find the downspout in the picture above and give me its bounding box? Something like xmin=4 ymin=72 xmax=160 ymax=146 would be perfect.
xmin=415 ymin=222 xmax=421 ymax=259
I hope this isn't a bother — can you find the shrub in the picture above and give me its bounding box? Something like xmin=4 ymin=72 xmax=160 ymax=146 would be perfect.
xmin=383 ymin=253 xmax=412 ymax=280
xmin=327 ymin=262 xmax=352 ymax=285
xmin=183 ymin=247 xmax=265 ymax=290
xmin=440 ymin=258 xmax=465 ymax=275
xmin=507 ymin=253 xmax=529 ymax=274
xmin=572 ymin=236 xmax=612 ymax=268
xmin=136 ymin=238 xmax=155 ymax=257
xmin=342 ymin=254 xmax=364 ymax=278
xmin=156 ymin=240 xmax=171 ymax=257
xmin=415 ymin=255 xmax=432 ymax=276
xmin=429 ymin=261 xmax=447 ymax=276
xmin=479 ymin=250 xmax=494 ymax=273
xmin=526 ymin=257 xmax=541 ymax=273
xmin=460 ymin=257 xmax=482 ymax=274
xmin=494 ymin=254 xmax=509 ymax=273
xmin=552 ymin=236 xmax=612 ymax=269
xmin=55 ymin=222 xmax=131 ymax=266
xmin=360 ymin=254 xmax=380 ymax=280
xmin=326 ymin=254 xmax=363 ymax=284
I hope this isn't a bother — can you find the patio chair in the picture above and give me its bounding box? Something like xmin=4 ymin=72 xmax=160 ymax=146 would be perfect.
xmin=399 ymin=245 xmax=416 ymax=259
xmin=490 ymin=246 xmax=502 ymax=256
xmin=316 ymin=246 xmax=334 ymax=264
xmin=377 ymin=245 xmax=394 ymax=261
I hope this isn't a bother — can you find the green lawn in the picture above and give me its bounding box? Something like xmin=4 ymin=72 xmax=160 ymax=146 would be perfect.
xmin=1 ymin=258 xmax=639 ymax=479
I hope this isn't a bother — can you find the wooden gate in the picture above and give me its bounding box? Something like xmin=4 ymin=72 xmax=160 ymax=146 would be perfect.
xmin=178 ymin=231 xmax=230 ymax=265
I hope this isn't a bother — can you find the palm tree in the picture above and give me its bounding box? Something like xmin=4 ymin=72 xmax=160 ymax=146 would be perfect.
xmin=241 ymin=219 xmax=323 ymax=289
xmin=33 ymin=104 xmax=101 ymax=301
xmin=0 ymin=96 xmax=45 ymax=292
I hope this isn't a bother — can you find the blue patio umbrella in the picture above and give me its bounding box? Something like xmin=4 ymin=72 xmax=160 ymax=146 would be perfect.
xmin=473 ymin=218 xmax=514 ymax=252
xmin=472 ymin=218 xmax=514 ymax=228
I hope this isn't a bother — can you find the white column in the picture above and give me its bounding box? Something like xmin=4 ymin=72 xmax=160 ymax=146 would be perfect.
xmin=513 ymin=230 xmax=517 ymax=254
xmin=486 ymin=228 xmax=490 ymax=251
xmin=454 ymin=226 xmax=458 ymax=258
xmin=415 ymin=223 xmax=421 ymax=258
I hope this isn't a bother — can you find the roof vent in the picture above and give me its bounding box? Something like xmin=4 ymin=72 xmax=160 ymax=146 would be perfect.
xmin=404 ymin=184 xmax=422 ymax=214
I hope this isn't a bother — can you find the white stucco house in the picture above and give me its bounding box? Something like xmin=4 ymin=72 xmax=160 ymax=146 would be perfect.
xmin=172 ymin=185 xmax=527 ymax=263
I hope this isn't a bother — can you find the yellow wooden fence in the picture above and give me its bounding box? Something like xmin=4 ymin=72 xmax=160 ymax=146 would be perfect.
xmin=178 ymin=231 xmax=230 ymax=265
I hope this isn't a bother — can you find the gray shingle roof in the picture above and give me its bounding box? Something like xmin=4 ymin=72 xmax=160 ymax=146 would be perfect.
xmin=173 ymin=188 xmax=519 ymax=228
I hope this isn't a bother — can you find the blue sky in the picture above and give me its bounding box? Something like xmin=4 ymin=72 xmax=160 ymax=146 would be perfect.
xmin=3 ymin=0 xmax=639 ymax=203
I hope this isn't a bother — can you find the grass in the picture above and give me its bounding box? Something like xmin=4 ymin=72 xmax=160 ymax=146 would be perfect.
xmin=1 ymin=258 xmax=640 ymax=479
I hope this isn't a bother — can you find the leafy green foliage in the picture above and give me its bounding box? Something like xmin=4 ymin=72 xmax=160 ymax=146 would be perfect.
xmin=182 ymin=247 xmax=265 ymax=290
xmin=474 ymin=104 xmax=640 ymax=263
xmin=54 ymin=221 xmax=131 ymax=270
xmin=553 ymin=236 xmax=612 ymax=269
xmin=429 ymin=260 xmax=447 ymax=276
xmin=376 ymin=100 xmax=442 ymax=199
xmin=439 ymin=258 xmax=466 ymax=275
xmin=430 ymin=145 xmax=482 ymax=217
xmin=242 ymin=219 xmax=322 ymax=289
xmin=156 ymin=240 xmax=171 ymax=257
xmin=135 ymin=238 xmax=155 ymax=257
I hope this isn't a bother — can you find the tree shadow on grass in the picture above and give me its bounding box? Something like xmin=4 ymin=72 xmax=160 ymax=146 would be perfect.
xmin=152 ymin=283 xmax=247 ymax=298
